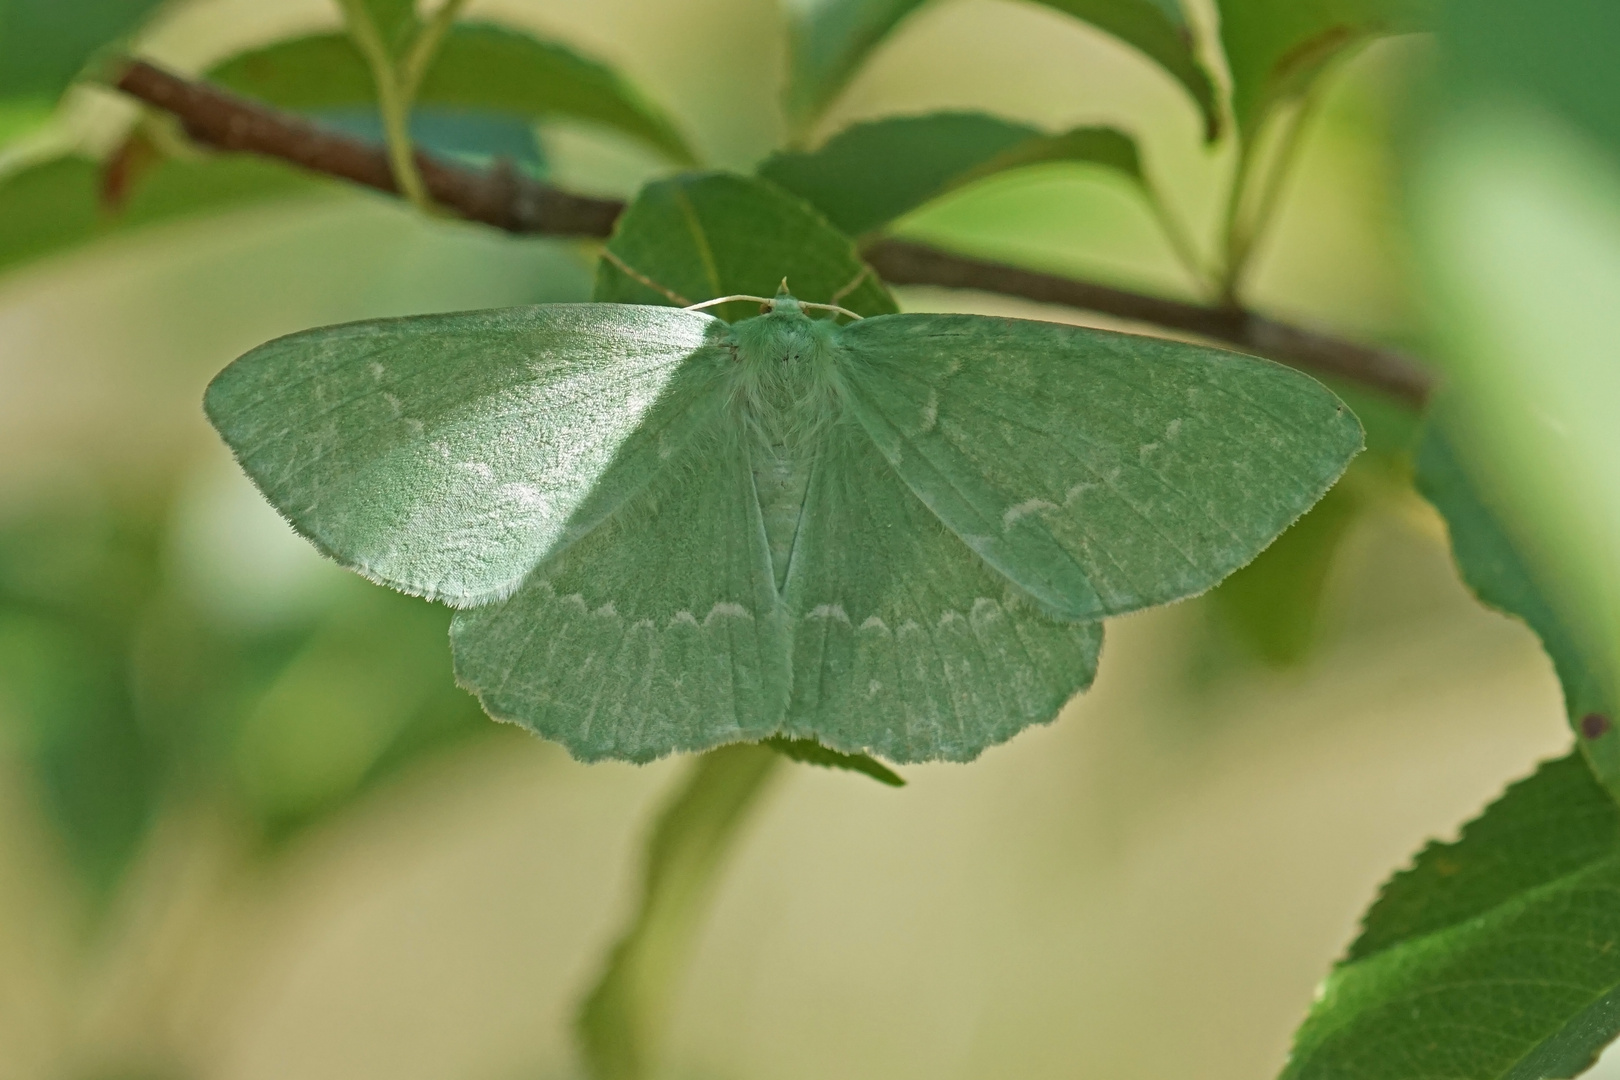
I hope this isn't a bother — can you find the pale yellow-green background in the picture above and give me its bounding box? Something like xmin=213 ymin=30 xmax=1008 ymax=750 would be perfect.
xmin=0 ymin=1 xmax=1583 ymax=1077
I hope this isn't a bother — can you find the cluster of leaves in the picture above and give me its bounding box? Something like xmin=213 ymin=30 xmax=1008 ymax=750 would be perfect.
xmin=3 ymin=1 xmax=1620 ymax=1079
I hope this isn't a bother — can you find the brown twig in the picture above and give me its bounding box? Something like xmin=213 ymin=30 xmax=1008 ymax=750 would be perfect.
xmin=111 ymin=58 xmax=1434 ymax=408
xmin=114 ymin=59 xmax=622 ymax=237
xmin=863 ymin=240 xmax=1433 ymax=406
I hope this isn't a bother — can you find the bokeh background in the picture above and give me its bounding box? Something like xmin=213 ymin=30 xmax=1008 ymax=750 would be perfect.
xmin=0 ymin=0 xmax=1596 ymax=1077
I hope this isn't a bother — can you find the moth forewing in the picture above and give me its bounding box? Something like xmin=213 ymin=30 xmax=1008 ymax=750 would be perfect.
xmin=836 ymin=313 xmax=1364 ymax=617
xmin=205 ymin=304 xmax=730 ymax=608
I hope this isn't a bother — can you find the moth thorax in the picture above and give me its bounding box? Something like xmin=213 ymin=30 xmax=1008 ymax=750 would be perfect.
xmin=729 ymin=312 xmax=843 ymax=446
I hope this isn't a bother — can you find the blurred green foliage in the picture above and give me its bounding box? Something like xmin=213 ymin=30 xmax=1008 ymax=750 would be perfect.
xmin=1219 ymin=0 xmax=1435 ymax=137
xmin=1284 ymin=0 xmax=1620 ymax=1071
xmin=1418 ymin=425 xmax=1620 ymax=795
xmin=0 ymin=0 xmax=164 ymax=100
xmin=0 ymin=485 xmax=496 ymax=908
xmin=0 ymin=155 xmax=318 ymax=278
xmin=3 ymin=0 xmax=1619 ymax=1076
xmin=578 ymin=743 xmax=782 ymax=1080
xmin=1439 ymin=0 xmax=1620 ymax=158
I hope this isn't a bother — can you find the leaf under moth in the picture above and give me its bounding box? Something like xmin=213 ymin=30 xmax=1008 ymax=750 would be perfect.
xmin=758 ymin=111 xmax=1145 ymax=237
xmin=593 ymin=170 xmax=899 ymax=319
xmin=763 ymin=736 xmax=905 ymax=786
xmin=784 ymin=0 xmax=1219 ymax=141
xmin=1283 ymin=752 xmax=1620 ymax=1080
xmin=577 ymin=743 xmax=781 ymax=1080
xmin=1213 ymin=381 xmax=1415 ymax=669
xmin=1217 ymin=0 xmax=1435 ymax=137
xmin=1417 ymin=420 xmax=1620 ymax=799
xmin=207 ymin=23 xmax=696 ymax=164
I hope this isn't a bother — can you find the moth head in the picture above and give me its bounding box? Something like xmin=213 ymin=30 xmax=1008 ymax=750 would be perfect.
xmin=763 ymin=279 xmax=803 ymax=316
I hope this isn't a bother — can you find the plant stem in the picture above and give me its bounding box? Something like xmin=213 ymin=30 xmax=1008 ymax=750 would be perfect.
xmin=1216 ymin=126 xmax=1261 ymax=306
xmin=336 ymin=0 xmax=431 ymax=211
xmin=1143 ymin=182 xmax=1217 ymax=299
xmin=577 ymin=745 xmax=782 ymax=1080
xmin=401 ymin=0 xmax=470 ymax=100
xmin=1223 ymin=93 xmax=1325 ymax=303
xmin=1218 ymin=48 xmax=1358 ymax=306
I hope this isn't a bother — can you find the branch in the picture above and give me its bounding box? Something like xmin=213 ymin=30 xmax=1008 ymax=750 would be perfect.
xmin=111 ymin=58 xmax=1433 ymax=408
xmin=114 ymin=59 xmax=622 ymax=237
xmin=862 ymin=240 xmax=1434 ymax=406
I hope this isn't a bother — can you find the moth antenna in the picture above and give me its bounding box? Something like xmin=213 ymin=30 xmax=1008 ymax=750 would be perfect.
xmin=685 ymin=294 xmax=775 ymax=312
xmin=599 ymin=248 xmax=692 ymax=306
xmin=828 ymin=265 xmax=872 ymax=305
xmin=798 ymin=300 xmax=864 ymax=321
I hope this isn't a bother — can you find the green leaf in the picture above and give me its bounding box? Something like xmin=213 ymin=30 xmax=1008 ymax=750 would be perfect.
xmin=0 ymin=152 xmax=317 ymax=279
xmin=577 ymin=743 xmax=781 ymax=1080
xmin=207 ymin=24 xmax=696 ymax=164
xmin=763 ymin=735 xmax=905 ymax=786
xmin=1439 ymin=0 xmax=1620 ymax=163
xmin=1217 ymin=0 xmax=1435 ymax=136
xmin=1411 ymin=0 xmax=1620 ymax=754
xmin=1283 ymin=752 xmax=1620 ymax=1080
xmin=0 ymin=96 xmax=54 ymax=148
xmin=785 ymin=0 xmax=1219 ymax=141
xmin=1212 ymin=478 xmax=1361 ymax=665
xmin=356 ymin=0 xmax=419 ymax=51
xmin=757 ymin=111 xmax=1144 ymax=237
xmin=594 ymin=171 xmax=898 ymax=320
xmin=1350 ymin=754 xmax=1619 ymax=963
xmin=0 ymin=0 xmax=167 ymax=101
xmin=1418 ymin=421 xmax=1620 ymax=799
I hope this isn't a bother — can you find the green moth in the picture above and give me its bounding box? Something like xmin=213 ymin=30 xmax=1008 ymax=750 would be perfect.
xmin=205 ymin=283 xmax=1361 ymax=764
